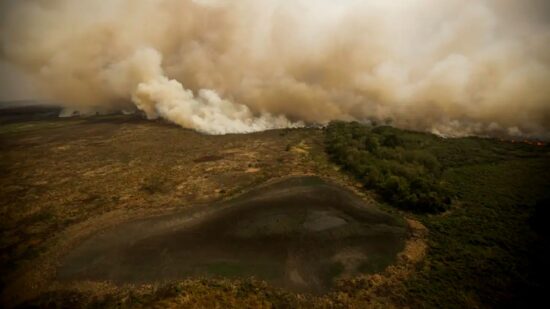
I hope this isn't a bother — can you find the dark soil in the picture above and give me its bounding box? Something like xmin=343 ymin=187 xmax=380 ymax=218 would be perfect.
xmin=57 ymin=176 xmax=407 ymax=293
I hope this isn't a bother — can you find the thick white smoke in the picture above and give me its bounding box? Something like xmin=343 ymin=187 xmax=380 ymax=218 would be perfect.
xmin=0 ymin=0 xmax=549 ymax=137
xmin=106 ymin=47 xmax=300 ymax=134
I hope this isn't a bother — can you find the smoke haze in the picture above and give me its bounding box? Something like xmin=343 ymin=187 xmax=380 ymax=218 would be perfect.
xmin=1 ymin=0 xmax=549 ymax=137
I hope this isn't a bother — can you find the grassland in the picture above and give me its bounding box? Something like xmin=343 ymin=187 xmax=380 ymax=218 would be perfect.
xmin=1 ymin=113 xmax=548 ymax=308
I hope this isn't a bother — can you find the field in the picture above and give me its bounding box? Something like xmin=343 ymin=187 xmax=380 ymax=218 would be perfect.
xmin=325 ymin=122 xmax=549 ymax=307
xmin=0 ymin=110 xmax=548 ymax=308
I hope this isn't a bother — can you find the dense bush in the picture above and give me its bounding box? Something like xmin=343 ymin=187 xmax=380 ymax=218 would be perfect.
xmin=325 ymin=121 xmax=451 ymax=213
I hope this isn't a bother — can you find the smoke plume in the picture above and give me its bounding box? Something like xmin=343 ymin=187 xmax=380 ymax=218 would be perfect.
xmin=1 ymin=0 xmax=549 ymax=137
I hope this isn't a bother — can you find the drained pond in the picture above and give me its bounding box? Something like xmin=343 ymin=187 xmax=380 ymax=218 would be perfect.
xmin=58 ymin=176 xmax=408 ymax=293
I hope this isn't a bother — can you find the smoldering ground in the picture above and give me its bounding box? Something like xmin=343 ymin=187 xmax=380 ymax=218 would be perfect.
xmin=0 ymin=0 xmax=549 ymax=137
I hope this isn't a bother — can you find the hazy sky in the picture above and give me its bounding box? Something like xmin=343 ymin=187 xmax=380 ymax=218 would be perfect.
xmin=1 ymin=0 xmax=549 ymax=137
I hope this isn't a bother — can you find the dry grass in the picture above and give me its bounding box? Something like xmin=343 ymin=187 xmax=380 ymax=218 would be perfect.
xmin=1 ymin=116 xmax=421 ymax=307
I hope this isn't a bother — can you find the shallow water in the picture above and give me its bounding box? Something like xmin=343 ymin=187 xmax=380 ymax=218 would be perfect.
xmin=57 ymin=176 xmax=408 ymax=293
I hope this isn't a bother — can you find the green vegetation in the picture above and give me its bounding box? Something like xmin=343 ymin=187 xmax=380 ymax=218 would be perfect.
xmin=326 ymin=121 xmax=550 ymax=307
xmin=405 ymin=158 xmax=549 ymax=308
xmin=325 ymin=121 xmax=451 ymax=212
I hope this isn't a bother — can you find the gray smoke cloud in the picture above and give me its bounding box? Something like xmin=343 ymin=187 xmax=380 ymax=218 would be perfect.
xmin=1 ymin=0 xmax=549 ymax=137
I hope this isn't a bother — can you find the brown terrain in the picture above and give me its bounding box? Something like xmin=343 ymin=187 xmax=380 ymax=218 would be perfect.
xmin=0 ymin=112 xmax=426 ymax=308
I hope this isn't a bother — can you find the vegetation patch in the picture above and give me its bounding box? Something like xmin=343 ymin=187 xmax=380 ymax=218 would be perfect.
xmin=325 ymin=121 xmax=452 ymax=213
xmin=325 ymin=121 xmax=550 ymax=307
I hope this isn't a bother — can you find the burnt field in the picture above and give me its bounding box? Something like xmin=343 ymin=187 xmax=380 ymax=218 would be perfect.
xmin=56 ymin=176 xmax=408 ymax=294
xmin=0 ymin=108 xmax=548 ymax=308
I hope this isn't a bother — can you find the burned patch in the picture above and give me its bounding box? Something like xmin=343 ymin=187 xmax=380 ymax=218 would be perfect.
xmin=57 ymin=176 xmax=407 ymax=294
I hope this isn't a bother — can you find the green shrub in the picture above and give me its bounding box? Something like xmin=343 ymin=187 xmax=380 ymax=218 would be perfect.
xmin=325 ymin=121 xmax=451 ymax=213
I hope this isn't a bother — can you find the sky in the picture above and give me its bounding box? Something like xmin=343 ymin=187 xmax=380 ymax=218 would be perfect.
xmin=0 ymin=0 xmax=549 ymax=137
